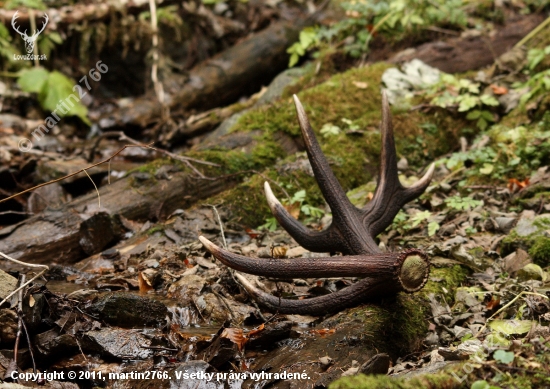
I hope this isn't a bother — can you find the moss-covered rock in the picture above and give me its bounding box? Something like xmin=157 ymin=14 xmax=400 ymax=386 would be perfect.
xmin=501 ymin=213 xmax=550 ymax=266
xmin=193 ymin=62 xmax=465 ymax=227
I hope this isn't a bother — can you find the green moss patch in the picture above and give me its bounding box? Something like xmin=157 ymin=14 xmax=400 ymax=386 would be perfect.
xmin=192 ymin=62 xmax=463 ymax=227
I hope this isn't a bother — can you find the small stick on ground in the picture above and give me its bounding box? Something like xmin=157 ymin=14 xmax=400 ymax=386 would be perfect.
xmin=0 ymin=251 xmax=49 ymax=307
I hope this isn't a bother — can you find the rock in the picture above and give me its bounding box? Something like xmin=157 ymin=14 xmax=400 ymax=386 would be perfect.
xmin=167 ymin=274 xmax=205 ymax=306
xmin=22 ymin=293 xmax=45 ymax=332
xmin=286 ymin=246 xmax=309 ymax=258
xmin=397 ymin=157 xmax=409 ymax=171
xmin=319 ymin=356 xmax=334 ymax=369
xmin=502 ymin=249 xmax=531 ymax=273
xmin=34 ymin=328 xmax=78 ymax=357
xmin=514 ymin=211 xmax=540 ymax=236
xmin=247 ymin=321 xmax=292 ymax=350
xmin=89 ymin=292 xmax=167 ymax=327
xmin=502 ymin=212 xmax=550 ymax=266
xmin=79 ymin=212 xmax=124 ymax=255
xmin=495 ymin=217 xmax=516 ymax=233
xmin=0 ymin=309 xmax=17 ymax=346
xmin=83 ymin=328 xmax=157 ymax=359
xmin=517 ymin=263 xmax=547 ymax=281
xmin=0 ymin=269 xmax=17 ymax=300
xmin=359 ymin=353 xmax=391 ymax=375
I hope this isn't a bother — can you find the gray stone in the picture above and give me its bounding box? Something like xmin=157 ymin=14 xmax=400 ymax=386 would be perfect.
xmin=495 ymin=217 xmax=516 ymax=233
xmin=0 ymin=269 xmax=17 ymax=301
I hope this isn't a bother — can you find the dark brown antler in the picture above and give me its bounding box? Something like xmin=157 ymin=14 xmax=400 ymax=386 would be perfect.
xmin=265 ymin=94 xmax=434 ymax=255
xmin=200 ymin=93 xmax=433 ymax=314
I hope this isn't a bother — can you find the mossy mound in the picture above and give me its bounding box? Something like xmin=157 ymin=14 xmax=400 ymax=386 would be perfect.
xmin=329 ymin=365 xmax=468 ymax=389
xmin=501 ymin=214 xmax=550 ymax=267
xmin=194 ymin=62 xmax=465 ymax=227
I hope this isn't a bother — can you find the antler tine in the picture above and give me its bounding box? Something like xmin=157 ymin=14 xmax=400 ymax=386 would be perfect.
xmin=361 ymin=92 xmax=434 ymax=238
xmin=293 ymin=95 xmax=355 ymax=218
xmin=235 ymin=273 xmax=389 ymax=314
xmin=199 ymin=235 xmax=409 ymax=278
xmin=264 ymin=182 xmax=340 ymax=253
xmin=233 ymin=244 xmax=429 ymax=315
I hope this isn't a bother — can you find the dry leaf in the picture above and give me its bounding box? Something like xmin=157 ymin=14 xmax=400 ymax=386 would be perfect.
xmin=248 ymin=323 xmax=265 ymax=338
xmin=284 ymin=203 xmax=301 ymax=219
xmin=271 ymin=246 xmax=287 ymax=258
xmin=508 ymin=178 xmax=529 ymax=192
xmin=311 ymin=328 xmax=336 ymax=336
xmin=245 ymin=228 xmax=261 ymax=239
xmin=486 ymin=295 xmax=500 ymax=310
xmin=490 ymin=84 xmax=508 ymax=95
xmin=138 ymin=272 xmax=153 ymax=294
xmin=28 ymin=294 xmax=35 ymax=307
xmin=221 ymin=328 xmax=247 ymax=352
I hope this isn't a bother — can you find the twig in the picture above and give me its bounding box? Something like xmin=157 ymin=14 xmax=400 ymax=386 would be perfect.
xmin=13 ymin=275 xmax=25 ymax=371
xmin=148 ymin=0 xmax=169 ymax=121
xmin=207 ymin=205 xmax=267 ymax=321
xmin=474 ymin=291 xmax=549 ymax=339
xmin=82 ymin=169 xmax=101 ymax=208
xmin=1 ymin=144 xmax=147 ymax=205
xmin=19 ymin=310 xmax=37 ymax=375
xmin=425 ymin=26 xmax=460 ymax=36
xmin=514 ymin=15 xmax=550 ymax=49
xmin=0 ymin=251 xmax=49 ymax=307
xmin=209 ymin=205 xmax=227 ymax=249
xmin=87 ymin=131 xmax=219 ymax=178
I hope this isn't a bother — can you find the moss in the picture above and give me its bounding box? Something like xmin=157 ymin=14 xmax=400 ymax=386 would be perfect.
xmin=529 ymin=236 xmax=550 ymax=267
xmin=329 ymin=365 xmax=470 ymax=389
xmin=147 ymin=226 xmax=164 ymax=235
xmin=194 ymin=62 xmax=462 ymax=227
xmin=327 ymin=293 xmax=428 ymax=357
xmin=502 ymin=216 xmax=550 ymax=263
xmin=421 ymin=265 xmax=470 ymax=301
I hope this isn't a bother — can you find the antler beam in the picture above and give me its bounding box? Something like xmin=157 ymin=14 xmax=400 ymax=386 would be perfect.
xmin=200 ymin=93 xmax=433 ymax=314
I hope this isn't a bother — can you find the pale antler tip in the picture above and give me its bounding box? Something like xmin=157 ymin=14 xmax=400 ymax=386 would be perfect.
xmin=409 ymin=163 xmax=435 ymax=190
xmin=264 ymin=181 xmax=282 ymax=210
xmin=198 ymin=235 xmax=215 ymax=251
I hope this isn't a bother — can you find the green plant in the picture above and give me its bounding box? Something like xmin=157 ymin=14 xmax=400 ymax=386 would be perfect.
xmin=287 ymin=27 xmax=318 ymax=67
xmin=444 ymin=196 xmax=483 ymax=211
xmin=289 ymin=0 xmax=470 ymax=64
xmin=17 ymin=67 xmax=90 ymax=124
xmin=259 ymin=188 xmax=325 ymax=231
xmin=430 ymin=74 xmax=500 ymax=130
xmin=390 ymin=209 xmax=439 ymax=236
xmin=443 ymin=123 xmax=550 ymax=183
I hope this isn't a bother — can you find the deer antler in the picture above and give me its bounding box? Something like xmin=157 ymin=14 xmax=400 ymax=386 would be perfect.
xmin=200 ymin=93 xmax=433 ymax=314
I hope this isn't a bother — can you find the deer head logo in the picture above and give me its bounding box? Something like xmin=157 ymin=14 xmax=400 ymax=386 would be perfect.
xmin=11 ymin=11 xmax=49 ymax=54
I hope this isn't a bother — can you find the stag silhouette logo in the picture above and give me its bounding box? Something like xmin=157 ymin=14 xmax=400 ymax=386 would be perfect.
xmin=11 ymin=10 xmax=49 ymax=54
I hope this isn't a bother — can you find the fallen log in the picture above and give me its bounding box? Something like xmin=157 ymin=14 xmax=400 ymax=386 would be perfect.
xmin=98 ymin=13 xmax=314 ymax=129
xmin=390 ymin=13 xmax=544 ymax=73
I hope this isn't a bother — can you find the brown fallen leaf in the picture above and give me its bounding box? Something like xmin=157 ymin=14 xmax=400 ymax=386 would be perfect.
xmin=221 ymin=327 xmax=247 ymax=352
xmin=248 ymin=323 xmax=265 ymax=338
xmin=490 ymin=84 xmax=508 ymax=95
xmin=138 ymin=271 xmax=153 ymax=294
